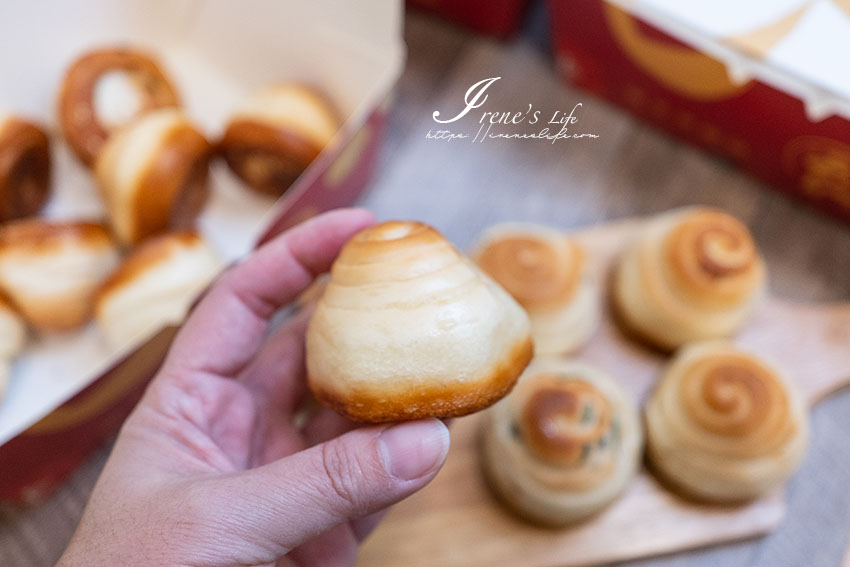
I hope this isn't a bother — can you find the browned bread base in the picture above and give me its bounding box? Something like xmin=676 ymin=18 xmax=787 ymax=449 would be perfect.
xmin=310 ymin=335 xmax=534 ymax=423
xmin=643 ymin=434 xmax=756 ymax=506
xmin=0 ymin=118 xmax=51 ymax=221
xmin=219 ymin=119 xmax=322 ymax=197
xmin=58 ymin=47 xmax=180 ymax=166
xmin=132 ymin=125 xmax=211 ymax=243
xmin=608 ymin=262 xmax=675 ymax=354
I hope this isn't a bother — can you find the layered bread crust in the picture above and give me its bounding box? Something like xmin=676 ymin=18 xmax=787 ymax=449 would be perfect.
xmin=307 ymin=220 xmax=533 ymax=422
xmin=481 ymin=359 xmax=642 ymax=525
xmin=474 ymin=223 xmax=599 ymax=355
xmin=0 ymin=220 xmax=119 ymax=331
xmin=58 ymin=47 xmax=180 ymax=166
xmin=219 ymin=84 xmax=338 ymax=196
xmin=645 ymin=341 xmax=808 ymax=502
xmin=0 ymin=115 xmax=51 ymax=221
xmin=613 ymin=207 xmax=766 ymax=351
xmin=95 ymin=108 xmax=211 ymax=246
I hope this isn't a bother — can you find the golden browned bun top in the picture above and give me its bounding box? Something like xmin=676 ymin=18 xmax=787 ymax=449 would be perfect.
xmin=306 ymin=219 xmax=534 ymax=422
xmin=0 ymin=219 xmax=113 ymax=253
xmin=674 ymin=348 xmax=796 ymax=454
xmin=475 ymin=225 xmax=584 ymax=311
xmin=230 ymin=83 xmax=339 ymax=147
xmin=0 ymin=115 xmax=51 ymax=222
xmin=663 ymin=208 xmax=765 ymax=306
xmin=330 ymin=220 xmax=461 ymax=285
xmin=519 ymin=373 xmax=613 ymax=469
xmin=93 ymin=108 xmax=212 ymax=246
xmin=96 ymin=231 xmax=204 ymax=300
xmin=58 ymin=46 xmax=180 ymax=165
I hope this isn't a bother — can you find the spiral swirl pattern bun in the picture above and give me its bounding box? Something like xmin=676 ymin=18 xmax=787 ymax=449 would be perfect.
xmin=306 ymin=221 xmax=533 ymax=423
xmin=474 ymin=223 xmax=598 ymax=355
xmin=646 ymin=341 xmax=808 ymax=502
xmin=220 ymin=84 xmax=338 ymax=197
xmin=95 ymin=231 xmax=221 ymax=351
xmin=95 ymin=108 xmax=212 ymax=246
xmin=613 ymin=207 xmax=766 ymax=350
xmin=58 ymin=47 xmax=180 ymax=166
xmin=481 ymin=359 xmax=641 ymax=525
xmin=0 ymin=220 xmax=119 ymax=331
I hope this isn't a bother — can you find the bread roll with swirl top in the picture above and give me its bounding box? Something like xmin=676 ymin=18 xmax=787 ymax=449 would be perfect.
xmin=95 ymin=108 xmax=212 ymax=246
xmin=95 ymin=231 xmax=221 ymax=351
xmin=306 ymin=220 xmax=533 ymax=423
xmin=0 ymin=114 xmax=51 ymax=221
xmin=474 ymin=223 xmax=598 ymax=355
xmin=645 ymin=341 xmax=808 ymax=502
xmin=613 ymin=207 xmax=766 ymax=350
xmin=481 ymin=359 xmax=641 ymax=525
xmin=58 ymin=47 xmax=180 ymax=166
xmin=219 ymin=84 xmax=339 ymax=197
xmin=0 ymin=220 xmax=119 ymax=332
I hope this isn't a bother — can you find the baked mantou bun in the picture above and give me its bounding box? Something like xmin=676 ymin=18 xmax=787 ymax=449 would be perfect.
xmin=0 ymin=114 xmax=51 ymax=221
xmin=645 ymin=341 xmax=808 ymax=502
xmin=306 ymin=220 xmax=533 ymax=423
xmin=474 ymin=223 xmax=598 ymax=355
xmin=219 ymin=84 xmax=338 ymax=196
xmin=95 ymin=108 xmax=212 ymax=246
xmin=0 ymin=220 xmax=119 ymax=332
xmin=613 ymin=207 xmax=766 ymax=350
xmin=481 ymin=359 xmax=642 ymax=525
xmin=58 ymin=47 xmax=180 ymax=166
xmin=95 ymin=231 xmax=221 ymax=351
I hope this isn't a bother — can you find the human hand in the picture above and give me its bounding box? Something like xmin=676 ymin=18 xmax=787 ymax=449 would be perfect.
xmin=58 ymin=209 xmax=451 ymax=567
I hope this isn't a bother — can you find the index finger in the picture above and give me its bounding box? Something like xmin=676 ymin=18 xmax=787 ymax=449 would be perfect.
xmin=163 ymin=208 xmax=375 ymax=378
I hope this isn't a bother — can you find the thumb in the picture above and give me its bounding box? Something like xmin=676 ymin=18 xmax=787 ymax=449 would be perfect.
xmin=209 ymin=418 xmax=450 ymax=556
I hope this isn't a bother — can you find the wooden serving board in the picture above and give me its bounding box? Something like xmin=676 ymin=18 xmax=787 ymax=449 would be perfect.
xmin=358 ymin=218 xmax=850 ymax=567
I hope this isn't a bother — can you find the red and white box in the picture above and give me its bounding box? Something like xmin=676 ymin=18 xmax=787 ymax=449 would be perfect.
xmin=408 ymin=0 xmax=531 ymax=38
xmin=549 ymin=0 xmax=850 ymax=223
xmin=0 ymin=0 xmax=404 ymax=503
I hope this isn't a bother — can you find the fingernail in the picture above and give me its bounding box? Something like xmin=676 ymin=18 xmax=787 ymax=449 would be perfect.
xmin=378 ymin=418 xmax=450 ymax=481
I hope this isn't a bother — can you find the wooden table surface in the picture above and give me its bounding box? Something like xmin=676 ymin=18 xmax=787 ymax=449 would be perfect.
xmin=3 ymin=6 xmax=850 ymax=566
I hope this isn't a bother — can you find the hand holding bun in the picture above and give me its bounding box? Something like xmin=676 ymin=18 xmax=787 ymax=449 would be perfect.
xmin=0 ymin=220 xmax=119 ymax=332
xmin=646 ymin=341 xmax=808 ymax=502
xmin=306 ymin=220 xmax=533 ymax=422
xmin=95 ymin=108 xmax=212 ymax=246
xmin=474 ymin=223 xmax=598 ymax=355
xmin=0 ymin=114 xmax=51 ymax=221
xmin=481 ymin=359 xmax=641 ymax=525
xmin=95 ymin=231 xmax=221 ymax=351
xmin=613 ymin=207 xmax=766 ymax=350
xmin=220 ymin=84 xmax=339 ymax=196
xmin=58 ymin=47 xmax=180 ymax=166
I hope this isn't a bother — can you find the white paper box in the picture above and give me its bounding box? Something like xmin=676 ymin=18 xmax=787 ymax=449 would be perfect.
xmin=0 ymin=0 xmax=404 ymax=494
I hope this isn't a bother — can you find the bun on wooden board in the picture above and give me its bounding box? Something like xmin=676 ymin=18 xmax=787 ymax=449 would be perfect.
xmin=613 ymin=207 xmax=766 ymax=351
xmin=474 ymin=223 xmax=599 ymax=356
xmin=481 ymin=358 xmax=642 ymax=525
xmin=645 ymin=341 xmax=808 ymax=502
